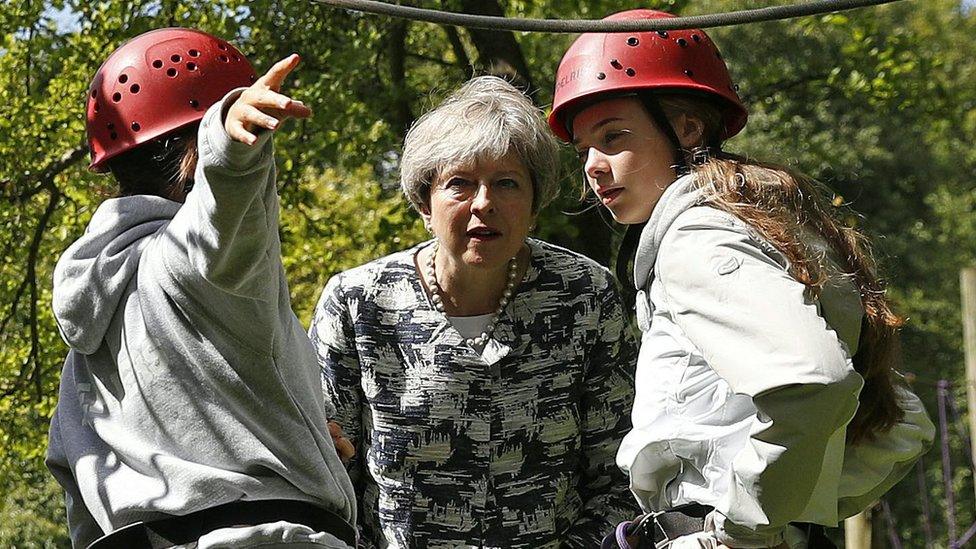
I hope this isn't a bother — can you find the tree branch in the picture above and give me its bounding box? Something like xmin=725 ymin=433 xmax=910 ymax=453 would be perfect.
xmin=387 ymin=18 xmax=413 ymax=136
xmin=441 ymin=24 xmax=472 ymax=75
xmin=1 ymin=147 xmax=83 ymax=399
xmin=741 ymin=71 xmax=831 ymax=105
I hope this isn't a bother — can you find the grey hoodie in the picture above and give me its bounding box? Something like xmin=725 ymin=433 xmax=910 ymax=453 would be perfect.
xmin=47 ymin=94 xmax=356 ymax=547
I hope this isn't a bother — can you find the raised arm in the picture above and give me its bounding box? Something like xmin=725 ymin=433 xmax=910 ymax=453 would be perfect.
xmin=164 ymin=55 xmax=312 ymax=301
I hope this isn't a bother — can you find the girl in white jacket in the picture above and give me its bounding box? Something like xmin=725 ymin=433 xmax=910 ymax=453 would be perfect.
xmin=547 ymin=9 xmax=934 ymax=549
xmin=47 ymin=29 xmax=356 ymax=548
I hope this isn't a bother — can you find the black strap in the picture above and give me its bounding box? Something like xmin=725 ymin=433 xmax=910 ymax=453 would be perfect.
xmin=642 ymin=504 xmax=837 ymax=548
xmin=87 ymin=499 xmax=356 ymax=549
xmin=793 ymin=522 xmax=838 ymax=549
xmin=646 ymin=503 xmax=711 ymax=543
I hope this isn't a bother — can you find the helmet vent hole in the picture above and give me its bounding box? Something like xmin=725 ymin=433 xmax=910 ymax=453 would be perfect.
xmin=167 ymin=68 xmax=178 ymax=77
xmin=152 ymin=59 xmax=164 ymax=69
xmin=218 ymin=54 xmax=229 ymax=63
xmin=656 ymin=31 xmax=668 ymax=38
xmin=171 ymin=54 xmax=182 ymax=63
xmin=131 ymin=122 xmax=141 ymax=132
xmin=91 ymin=89 xmax=97 ymax=98
xmin=610 ymin=59 xmax=622 ymax=69
xmin=94 ymin=103 xmax=100 ymax=113
xmin=626 ymin=37 xmax=639 ymax=47
xmin=189 ymin=99 xmax=200 ymax=109
xmin=234 ymin=55 xmax=241 ymax=62
xmin=684 ymin=69 xmax=694 ymax=77
xmin=119 ymin=74 xmax=128 ymax=83
xmin=130 ymin=84 xmax=140 ymax=94
xmin=189 ymin=49 xmax=200 ymax=57
xmin=110 ymin=132 xmax=118 ymax=140
xmin=626 ymin=68 xmax=636 ymax=77
xmin=692 ymin=34 xmax=701 ymax=42
xmin=187 ymin=62 xmax=198 ymax=71
xmin=596 ymin=72 xmax=606 ymax=80
xmin=112 ymin=92 xmax=122 ymax=102
xmin=218 ymin=43 xmax=228 ymax=51
xmin=677 ymin=38 xmax=688 ymax=47
xmin=107 ymin=122 xmax=114 ymax=130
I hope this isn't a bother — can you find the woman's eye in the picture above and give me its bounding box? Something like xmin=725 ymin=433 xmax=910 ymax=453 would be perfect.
xmin=603 ymin=131 xmax=624 ymax=145
xmin=496 ymin=178 xmax=520 ymax=189
xmin=445 ymin=177 xmax=470 ymax=189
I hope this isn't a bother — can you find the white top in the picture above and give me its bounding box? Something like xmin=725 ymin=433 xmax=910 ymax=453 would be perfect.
xmin=618 ymin=175 xmax=935 ymax=548
xmin=447 ymin=313 xmax=493 ymax=353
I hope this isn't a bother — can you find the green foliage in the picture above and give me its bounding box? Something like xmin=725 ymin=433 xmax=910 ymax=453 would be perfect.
xmin=1 ymin=0 xmax=974 ymax=544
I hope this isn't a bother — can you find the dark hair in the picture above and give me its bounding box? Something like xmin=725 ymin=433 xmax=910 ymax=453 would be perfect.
xmin=107 ymin=124 xmax=198 ymax=200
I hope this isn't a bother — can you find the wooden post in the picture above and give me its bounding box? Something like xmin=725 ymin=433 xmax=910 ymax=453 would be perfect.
xmin=961 ymin=267 xmax=976 ymax=502
xmin=845 ymin=508 xmax=872 ymax=549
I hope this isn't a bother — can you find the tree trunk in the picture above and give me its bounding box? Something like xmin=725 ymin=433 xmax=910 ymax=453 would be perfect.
xmin=458 ymin=0 xmax=535 ymax=97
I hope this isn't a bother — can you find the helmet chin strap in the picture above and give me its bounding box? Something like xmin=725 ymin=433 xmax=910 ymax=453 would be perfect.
xmin=636 ymin=91 xmax=689 ymax=175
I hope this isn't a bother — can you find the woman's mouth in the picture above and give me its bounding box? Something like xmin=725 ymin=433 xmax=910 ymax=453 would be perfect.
xmin=598 ymin=187 xmax=624 ymax=206
xmin=467 ymin=226 xmax=502 ymax=241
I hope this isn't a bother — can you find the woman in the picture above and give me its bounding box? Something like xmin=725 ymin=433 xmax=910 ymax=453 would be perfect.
xmin=47 ymin=29 xmax=355 ymax=547
xmin=547 ymin=9 xmax=934 ymax=549
xmin=309 ymin=76 xmax=639 ymax=547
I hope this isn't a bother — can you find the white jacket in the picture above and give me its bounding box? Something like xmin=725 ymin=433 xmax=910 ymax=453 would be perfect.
xmin=616 ymin=175 xmax=934 ymax=547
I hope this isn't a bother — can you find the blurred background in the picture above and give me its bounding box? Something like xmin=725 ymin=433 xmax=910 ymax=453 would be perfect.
xmin=1 ymin=0 xmax=973 ymax=546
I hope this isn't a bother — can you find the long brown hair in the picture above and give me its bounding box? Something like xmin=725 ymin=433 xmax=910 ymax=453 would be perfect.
xmin=656 ymin=95 xmax=904 ymax=443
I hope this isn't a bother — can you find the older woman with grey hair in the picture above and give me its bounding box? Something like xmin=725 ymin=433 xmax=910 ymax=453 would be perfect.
xmin=309 ymin=76 xmax=638 ymax=548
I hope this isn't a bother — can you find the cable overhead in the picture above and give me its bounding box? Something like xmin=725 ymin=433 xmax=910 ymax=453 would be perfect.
xmin=312 ymin=0 xmax=908 ymax=33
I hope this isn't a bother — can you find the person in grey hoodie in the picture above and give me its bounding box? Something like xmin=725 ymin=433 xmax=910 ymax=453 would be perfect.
xmin=547 ymin=9 xmax=934 ymax=549
xmin=46 ymin=28 xmax=356 ymax=548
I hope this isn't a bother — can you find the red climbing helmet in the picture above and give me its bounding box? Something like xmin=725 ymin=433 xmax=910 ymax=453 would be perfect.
xmin=86 ymin=28 xmax=256 ymax=172
xmin=548 ymin=9 xmax=747 ymax=142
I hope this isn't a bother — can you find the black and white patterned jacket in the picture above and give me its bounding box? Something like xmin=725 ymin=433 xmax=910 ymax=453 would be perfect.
xmin=309 ymin=238 xmax=639 ymax=548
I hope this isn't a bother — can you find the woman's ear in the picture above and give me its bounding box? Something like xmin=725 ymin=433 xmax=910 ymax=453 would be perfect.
xmin=673 ymin=113 xmax=706 ymax=149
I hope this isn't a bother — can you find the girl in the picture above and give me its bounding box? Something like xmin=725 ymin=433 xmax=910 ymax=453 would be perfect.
xmin=47 ymin=28 xmax=355 ymax=548
xmin=548 ymin=9 xmax=934 ymax=549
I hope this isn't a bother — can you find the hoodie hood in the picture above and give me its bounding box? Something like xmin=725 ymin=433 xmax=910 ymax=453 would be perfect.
xmin=633 ymin=174 xmax=704 ymax=290
xmin=53 ymin=195 xmax=181 ymax=354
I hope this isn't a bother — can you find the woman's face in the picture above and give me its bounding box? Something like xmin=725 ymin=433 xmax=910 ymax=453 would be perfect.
xmin=425 ymin=150 xmax=535 ymax=270
xmin=571 ymin=96 xmax=678 ymax=225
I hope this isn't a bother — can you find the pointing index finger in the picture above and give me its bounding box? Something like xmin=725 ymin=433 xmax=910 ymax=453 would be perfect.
xmin=256 ymin=53 xmax=301 ymax=92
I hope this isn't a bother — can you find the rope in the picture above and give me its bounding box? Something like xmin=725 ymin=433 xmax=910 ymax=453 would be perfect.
xmin=312 ymin=0 xmax=908 ymax=33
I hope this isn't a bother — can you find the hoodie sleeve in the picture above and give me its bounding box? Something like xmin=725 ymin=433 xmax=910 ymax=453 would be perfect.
xmin=656 ymin=208 xmax=863 ymax=547
xmin=161 ymin=89 xmax=278 ymax=302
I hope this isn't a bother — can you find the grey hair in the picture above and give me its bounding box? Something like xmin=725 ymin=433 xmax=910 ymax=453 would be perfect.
xmin=399 ymin=75 xmax=560 ymax=214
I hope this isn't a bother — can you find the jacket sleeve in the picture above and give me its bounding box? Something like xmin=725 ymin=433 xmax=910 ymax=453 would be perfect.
xmin=836 ymin=378 xmax=935 ymax=518
xmin=309 ymin=275 xmax=374 ymax=544
xmin=163 ymin=89 xmax=278 ymax=303
xmin=656 ymin=208 xmax=863 ymax=548
xmin=565 ymin=275 xmax=641 ymax=547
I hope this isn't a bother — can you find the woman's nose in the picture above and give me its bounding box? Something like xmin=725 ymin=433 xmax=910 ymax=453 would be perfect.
xmin=583 ymin=148 xmax=609 ymax=180
xmin=470 ymin=183 xmax=495 ymax=214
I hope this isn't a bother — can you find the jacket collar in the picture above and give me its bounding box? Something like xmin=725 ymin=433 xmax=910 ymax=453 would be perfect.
xmin=633 ymin=174 xmax=703 ymax=290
